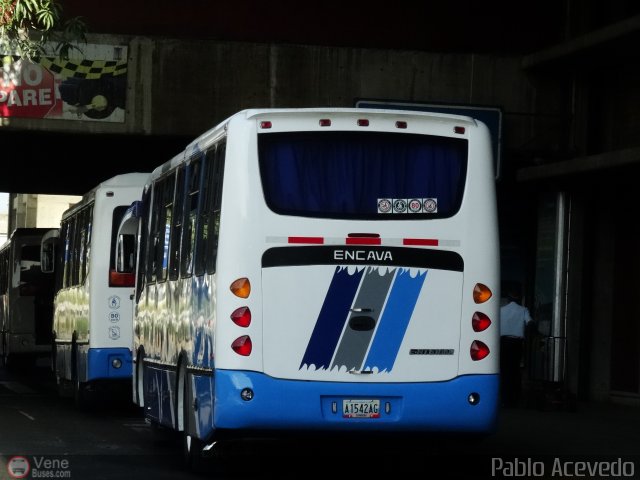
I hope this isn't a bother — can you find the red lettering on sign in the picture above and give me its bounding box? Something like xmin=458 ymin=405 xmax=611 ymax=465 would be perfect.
xmin=0 ymin=61 xmax=61 ymax=118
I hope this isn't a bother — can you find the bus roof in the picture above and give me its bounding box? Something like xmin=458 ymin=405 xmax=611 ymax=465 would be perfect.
xmin=62 ymin=172 xmax=150 ymax=219
xmin=149 ymin=107 xmax=481 ymax=181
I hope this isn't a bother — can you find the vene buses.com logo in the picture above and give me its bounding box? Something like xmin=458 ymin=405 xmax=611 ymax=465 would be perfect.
xmin=7 ymin=456 xmax=30 ymax=479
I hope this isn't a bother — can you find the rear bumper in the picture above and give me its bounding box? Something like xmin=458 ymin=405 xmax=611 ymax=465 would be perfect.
xmin=87 ymin=348 xmax=132 ymax=381
xmin=213 ymin=370 xmax=499 ymax=434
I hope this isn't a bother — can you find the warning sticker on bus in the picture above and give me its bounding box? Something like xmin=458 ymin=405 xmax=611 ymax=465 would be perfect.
xmin=377 ymin=198 xmax=437 ymax=214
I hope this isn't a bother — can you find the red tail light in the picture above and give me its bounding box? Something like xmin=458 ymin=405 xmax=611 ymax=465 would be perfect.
xmin=470 ymin=340 xmax=490 ymax=361
xmin=109 ymin=270 xmax=135 ymax=287
xmin=472 ymin=312 xmax=492 ymax=332
xmin=231 ymin=307 xmax=251 ymax=327
xmin=231 ymin=336 xmax=252 ymax=356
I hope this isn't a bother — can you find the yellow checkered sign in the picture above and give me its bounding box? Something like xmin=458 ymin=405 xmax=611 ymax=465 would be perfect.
xmin=37 ymin=57 xmax=127 ymax=80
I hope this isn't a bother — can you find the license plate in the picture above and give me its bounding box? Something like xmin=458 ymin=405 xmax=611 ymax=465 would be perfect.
xmin=342 ymin=399 xmax=380 ymax=418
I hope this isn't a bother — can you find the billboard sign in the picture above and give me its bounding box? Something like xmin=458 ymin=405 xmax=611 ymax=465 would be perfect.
xmin=1 ymin=43 xmax=128 ymax=122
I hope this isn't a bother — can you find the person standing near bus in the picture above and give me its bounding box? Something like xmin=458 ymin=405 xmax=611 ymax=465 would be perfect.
xmin=499 ymin=282 xmax=533 ymax=407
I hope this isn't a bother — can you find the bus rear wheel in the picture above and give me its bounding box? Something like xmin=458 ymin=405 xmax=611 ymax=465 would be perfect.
xmin=180 ymin=367 xmax=205 ymax=471
xmin=0 ymin=334 xmax=7 ymax=368
xmin=71 ymin=344 xmax=90 ymax=409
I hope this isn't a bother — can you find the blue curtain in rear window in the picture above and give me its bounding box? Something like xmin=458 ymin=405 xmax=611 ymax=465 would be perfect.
xmin=259 ymin=131 xmax=467 ymax=218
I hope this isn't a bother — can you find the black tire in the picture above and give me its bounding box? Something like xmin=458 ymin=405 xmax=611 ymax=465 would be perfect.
xmin=134 ymin=350 xmax=145 ymax=407
xmin=0 ymin=333 xmax=7 ymax=369
xmin=71 ymin=344 xmax=90 ymax=409
xmin=84 ymin=105 xmax=116 ymax=120
xmin=181 ymin=366 xmax=206 ymax=472
xmin=50 ymin=337 xmax=57 ymax=374
xmin=83 ymin=94 xmax=115 ymax=119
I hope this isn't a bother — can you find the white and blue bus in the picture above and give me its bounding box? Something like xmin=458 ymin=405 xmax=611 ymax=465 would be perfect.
xmin=129 ymin=108 xmax=500 ymax=464
xmin=46 ymin=173 xmax=149 ymax=406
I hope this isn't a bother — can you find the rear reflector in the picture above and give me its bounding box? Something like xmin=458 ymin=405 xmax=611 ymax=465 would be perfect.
xmin=470 ymin=340 xmax=490 ymax=361
xmin=473 ymin=283 xmax=492 ymax=304
xmin=231 ymin=307 xmax=252 ymax=327
xmin=230 ymin=278 xmax=251 ymax=298
xmin=403 ymin=238 xmax=438 ymax=246
xmin=472 ymin=312 xmax=492 ymax=332
xmin=288 ymin=236 xmax=324 ymax=244
xmin=345 ymin=237 xmax=381 ymax=245
xmin=231 ymin=336 xmax=252 ymax=356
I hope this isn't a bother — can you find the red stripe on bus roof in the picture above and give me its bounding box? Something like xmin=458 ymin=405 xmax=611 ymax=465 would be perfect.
xmin=403 ymin=238 xmax=439 ymax=246
xmin=288 ymin=237 xmax=325 ymax=244
xmin=345 ymin=237 xmax=382 ymax=245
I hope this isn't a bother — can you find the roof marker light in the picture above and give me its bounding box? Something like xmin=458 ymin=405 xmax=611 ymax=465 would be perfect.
xmin=260 ymin=121 xmax=272 ymax=129
xmin=319 ymin=119 xmax=331 ymax=127
xmin=454 ymin=126 xmax=466 ymax=134
xmin=395 ymin=121 xmax=407 ymax=129
xmin=357 ymin=119 xmax=369 ymax=126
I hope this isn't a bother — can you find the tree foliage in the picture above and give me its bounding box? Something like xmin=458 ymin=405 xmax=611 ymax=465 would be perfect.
xmin=0 ymin=0 xmax=86 ymax=58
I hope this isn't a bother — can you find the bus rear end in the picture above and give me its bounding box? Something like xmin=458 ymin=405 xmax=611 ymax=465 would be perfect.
xmin=214 ymin=109 xmax=499 ymax=436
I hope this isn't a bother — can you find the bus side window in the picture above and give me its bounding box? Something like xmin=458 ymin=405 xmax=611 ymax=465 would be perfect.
xmin=146 ymin=181 xmax=163 ymax=284
xmin=180 ymin=157 xmax=202 ymax=278
xmin=199 ymin=141 xmax=225 ymax=275
xmin=146 ymin=175 xmax=174 ymax=284
xmin=116 ymin=234 xmax=136 ymax=273
xmin=137 ymin=187 xmax=151 ymax=300
xmin=79 ymin=207 xmax=92 ymax=284
xmin=160 ymin=175 xmax=175 ymax=282
xmin=169 ymin=166 xmax=185 ymax=281
xmin=62 ymin=219 xmax=74 ymax=288
xmin=41 ymin=239 xmax=56 ymax=273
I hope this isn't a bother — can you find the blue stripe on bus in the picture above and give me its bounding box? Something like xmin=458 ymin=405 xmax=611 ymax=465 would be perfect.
xmin=300 ymin=266 xmax=364 ymax=370
xmin=364 ymin=269 xmax=427 ymax=372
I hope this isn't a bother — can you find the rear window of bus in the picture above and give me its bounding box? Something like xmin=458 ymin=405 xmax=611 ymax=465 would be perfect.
xmin=258 ymin=131 xmax=467 ymax=219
